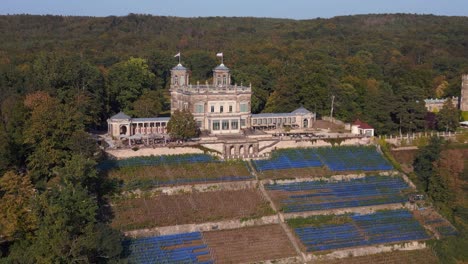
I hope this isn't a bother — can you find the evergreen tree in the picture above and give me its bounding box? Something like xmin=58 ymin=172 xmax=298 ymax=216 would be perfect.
xmin=437 ymin=98 xmax=460 ymax=132
xmin=413 ymin=136 xmax=443 ymax=192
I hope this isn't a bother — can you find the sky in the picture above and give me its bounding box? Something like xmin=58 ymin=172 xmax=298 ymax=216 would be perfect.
xmin=1 ymin=0 xmax=467 ymax=19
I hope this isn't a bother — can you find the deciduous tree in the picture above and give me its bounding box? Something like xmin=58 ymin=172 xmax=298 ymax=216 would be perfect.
xmin=0 ymin=171 xmax=37 ymax=241
xmin=167 ymin=109 xmax=199 ymax=140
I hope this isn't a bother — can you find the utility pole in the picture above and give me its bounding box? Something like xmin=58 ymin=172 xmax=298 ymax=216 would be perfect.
xmin=330 ymin=95 xmax=335 ymax=122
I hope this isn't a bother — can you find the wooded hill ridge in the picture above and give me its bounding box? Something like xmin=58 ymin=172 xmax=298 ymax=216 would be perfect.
xmin=0 ymin=14 xmax=467 ymax=133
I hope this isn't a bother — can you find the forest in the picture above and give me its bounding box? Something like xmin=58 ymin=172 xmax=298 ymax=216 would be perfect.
xmin=0 ymin=13 xmax=467 ymax=262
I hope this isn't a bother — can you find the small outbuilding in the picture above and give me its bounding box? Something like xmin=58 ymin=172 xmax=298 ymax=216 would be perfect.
xmin=351 ymin=119 xmax=374 ymax=137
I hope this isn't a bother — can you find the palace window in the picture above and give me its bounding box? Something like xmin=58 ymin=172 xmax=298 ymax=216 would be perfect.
xmin=222 ymin=120 xmax=229 ymax=130
xmin=217 ymin=76 xmax=221 ymax=86
xmin=253 ymin=119 xmax=257 ymax=125
xmin=195 ymin=104 xmax=204 ymax=113
xmin=220 ymin=106 xmax=224 ymax=113
xmin=213 ymin=120 xmax=220 ymax=130
xmin=223 ymin=75 xmax=227 ymax=85
xmin=292 ymin=117 xmax=296 ymax=123
xmin=174 ymin=75 xmax=178 ymax=85
xmin=211 ymin=105 xmax=215 ymax=113
xmin=240 ymin=119 xmax=246 ymax=127
xmin=231 ymin=120 xmax=238 ymax=129
xmin=288 ymin=117 xmax=291 ymax=123
xmin=268 ymin=118 xmax=272 ymax=124
xmin=229 ymin=105 xmax=233 ymax=112
xmin=196 ymin=120 xmax=202 ymax=128
xmin=240 ymin=103 xmax=248 ymax=112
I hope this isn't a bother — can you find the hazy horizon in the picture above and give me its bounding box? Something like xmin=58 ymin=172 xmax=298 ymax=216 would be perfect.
xmin=2 ymin=0 xmax=467 ymax=20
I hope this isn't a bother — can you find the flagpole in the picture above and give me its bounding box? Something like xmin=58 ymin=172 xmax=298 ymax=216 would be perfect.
xmin=179 ymin=51 xmax=181 ymax=64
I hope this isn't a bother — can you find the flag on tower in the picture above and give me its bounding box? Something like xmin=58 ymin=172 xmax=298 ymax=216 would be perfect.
xmin=216 ymin=52 xmax=224 ymax=64
xmin=174 ymin=52 xmax=181 ymax=58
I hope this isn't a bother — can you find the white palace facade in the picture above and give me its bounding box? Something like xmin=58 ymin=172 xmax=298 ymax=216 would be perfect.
xmin=107 ymin=60 xmax=316 ymax=139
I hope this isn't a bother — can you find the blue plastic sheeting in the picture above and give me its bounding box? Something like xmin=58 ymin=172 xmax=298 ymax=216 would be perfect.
xmin=316 ymin=146 xmax=393 ymax=171
xmin=252 ymin=146 xmax=392 ymax=172
xmin=294 ymin=210 xmax=429 ymax=252
xmin=98 ymin=154 xmax=216 ymax=171
xmin=125 ymin=232 xmax=214 ymax=264
xmin=265 ymin=176 xmax=410 ymax=212
xmin=253 ymin=148 xmax=322 ymax=172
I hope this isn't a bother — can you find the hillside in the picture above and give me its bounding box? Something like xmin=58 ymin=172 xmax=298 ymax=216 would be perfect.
xmin=0 ymin=14 xmax=467 ymax=133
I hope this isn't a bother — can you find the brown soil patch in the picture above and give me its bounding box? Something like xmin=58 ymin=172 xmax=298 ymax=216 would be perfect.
xmin=313 ymin=248 xmax=439 ymax=264
xmin=390 ymin=149 xmax=418 ymax=165
xmin=112 ymin=189 xmax=273 ymax=230
xmin=260 ymin=166 xmax=331 ymax=179
xmin=203 ymin=224 xmax=297 ymax=263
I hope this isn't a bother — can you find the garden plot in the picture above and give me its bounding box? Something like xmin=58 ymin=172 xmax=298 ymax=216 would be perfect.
xmin=413 ymin=208 xmax=458 ymax=237
xmin=312 ymin=248 xmax=439 ymax=264
xmin=252 ymin=146 xmax=393 ymax=179
xmin=266 ymin=175 xmax=411 ymax=213
xmin=112 ymin=189 xmax=274 ymax=231
xmin=203 ymin=224 xmax=297 ymax=263
xmin=290 ymin=209 xmax=429 ymax=252
xmin=315 ymin=146 xmax=393 ymax=171
xmin=124 ymin=232 xmax=213 ymax=264
xmin=107 ymin=159 xmax=253 ymax=191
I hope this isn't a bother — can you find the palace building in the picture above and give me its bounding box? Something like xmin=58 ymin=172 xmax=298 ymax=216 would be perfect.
xmin=107 ymin=59 xmax=316 ymax=139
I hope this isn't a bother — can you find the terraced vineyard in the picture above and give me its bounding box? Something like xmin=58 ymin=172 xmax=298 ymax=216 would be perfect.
xmin=252 ymin=146 xmax=393 ymax=176
xmin=266 ymin=175 xmax=410 ymax=213
xmin=202 ymin=225 xmax=297 ymax=263
xmin=313 ymin=248 xmax=439 ymax=264
xmin=112 ymin=189 xmax=274 ymax=230
xmin=124 ymin=232 xmax=213 ymax=264
xmin=112 ymin=162 xmax=252 ymax=190
xmin=315 ymin=146 xmax=393 ymax=171
xmin=106 ymin=158 xmax=252 ymax=191
xmin=291 ymin=209 xmax=429 ymax=252
xmin=107 ymin=146 xmax=455 ymax=263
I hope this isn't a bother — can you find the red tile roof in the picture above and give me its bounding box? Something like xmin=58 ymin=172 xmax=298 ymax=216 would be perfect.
xmin=353 ymin=119 xmax=373 ymax=129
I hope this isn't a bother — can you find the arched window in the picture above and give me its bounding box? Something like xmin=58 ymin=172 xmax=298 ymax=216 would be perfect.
xmin=174 ymin=75 xmax=179 ymax=85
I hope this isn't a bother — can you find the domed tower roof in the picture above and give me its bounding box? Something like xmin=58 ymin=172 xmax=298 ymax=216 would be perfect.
xmin=214 ymin=63 xmax=230 ymax=71
xmin=172 ymin=63 xmax=187 ymax=71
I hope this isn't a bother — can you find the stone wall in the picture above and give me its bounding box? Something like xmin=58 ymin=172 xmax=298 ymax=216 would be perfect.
xmin=124 ymin=215 xmax=280 ymax=238
xmin=259 ymin=137 xmax=367 ymax=155
xmin=106 ymin=146 xmax=204 ymax=159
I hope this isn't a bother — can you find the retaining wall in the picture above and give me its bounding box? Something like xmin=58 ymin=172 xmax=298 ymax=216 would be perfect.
xmin=124 ymin=215 xmax=280 ymax=238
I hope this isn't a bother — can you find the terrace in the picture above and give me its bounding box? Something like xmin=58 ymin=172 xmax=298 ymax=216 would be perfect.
xmin=252 ymin=146 xmax=393 ymax=174
xmin=292 ymin=210 xmax=429 ymax=252
xmin=266 ymin=175 xmax=410 ymax=213
xmin=103 ymin=154 xmax=253 ymax=190
xmin=124 ymin=232 xmax=213 ymax=264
